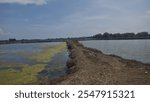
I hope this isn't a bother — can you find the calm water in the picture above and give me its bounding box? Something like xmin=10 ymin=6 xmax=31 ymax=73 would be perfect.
xmin=82 ymin=40 xmax=150 ymax=64
xmin=0 ymin=42 xmax=60 ymax=54
xmin=0 ymin=42 xmax=68 ymax=79
xmin=0 ymin=42 xmax=61 ymax=64
xmin=39 ymin=50 xmax=68 ymax=79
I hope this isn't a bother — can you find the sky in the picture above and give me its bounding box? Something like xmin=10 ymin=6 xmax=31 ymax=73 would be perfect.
xmin=0 ymin=0 xmax=150 ymax=40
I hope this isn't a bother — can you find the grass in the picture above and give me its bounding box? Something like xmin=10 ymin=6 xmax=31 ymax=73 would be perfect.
xmin=0 ymin=43 xmax=66 ymax=84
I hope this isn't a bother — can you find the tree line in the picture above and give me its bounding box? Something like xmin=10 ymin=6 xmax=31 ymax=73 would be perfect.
xmin=92 ymin=32 xmax=150 ymax=40
xmin=1 ymin=31 xmax=150 ymax=44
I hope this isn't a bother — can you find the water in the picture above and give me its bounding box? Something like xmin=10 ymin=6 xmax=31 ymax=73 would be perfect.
xmin=39 ymin=50 xmax=68 ymax=79
xmin=81 ymin=40 xmax=150 ymax=64
xmin=0 ymin=42 xmax=61 ymax=64
xmin=0 ymin=42 xmax=68 ymax=79
xmin=0 ymin=42 xmax=60 ymax=54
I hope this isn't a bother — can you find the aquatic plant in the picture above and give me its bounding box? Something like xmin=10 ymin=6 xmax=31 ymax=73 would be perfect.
xmin=0 ymin=61 xmax=24 ymax=68
xmin=0 ymin=64 xmax=46 ymax=84
xmin=0 ymin=52 xmax=6 ymax=55
xmin=24 ymin=43 xmax=66 ymax=63
xmin=0 ymin=43 xmax=67 ymax=84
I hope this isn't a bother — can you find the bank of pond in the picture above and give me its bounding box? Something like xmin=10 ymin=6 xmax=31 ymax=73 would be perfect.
xmin=0 ymin=42 xmax=67 ymax=84
xmin=0 ymin=40 xmax=150 ymax=84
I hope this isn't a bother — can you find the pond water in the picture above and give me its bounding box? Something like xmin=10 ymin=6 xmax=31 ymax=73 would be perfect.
xmin=0 ymin=42 xmax=60 ymax=63
xmin=81 ymin=40 xmax=150 ymax=64
xmin=0 ymin=42 xmax=55 ymax=53
xmin=39 ymin=50 xmax=68 ymax=79
xmin=0 ymin=42 xmax=68 ymax=82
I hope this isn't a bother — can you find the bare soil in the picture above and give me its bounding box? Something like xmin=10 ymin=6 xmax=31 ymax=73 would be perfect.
xmin=48 ymin=40 xmax=150 ymax=85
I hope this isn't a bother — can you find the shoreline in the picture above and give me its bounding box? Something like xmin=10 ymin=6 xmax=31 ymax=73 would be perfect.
xmin=47 ymin=40 xmax=150 ymax=85
xmin=1 ymin=39 xmax=150 ymax=45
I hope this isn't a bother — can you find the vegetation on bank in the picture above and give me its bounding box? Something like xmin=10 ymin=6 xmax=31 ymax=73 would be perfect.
xmin=93 ymin=32 xmax=150 ymax=40
xmin=0 ymin=43 xmax=66 ymax=84
xmin=0 ymin=32 xmax=150 ymax=44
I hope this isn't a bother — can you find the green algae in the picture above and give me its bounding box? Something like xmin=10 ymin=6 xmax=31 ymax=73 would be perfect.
xmin=0 ymin=61 xmax=24 ymax=68
xmin=0 ymin=42 xmax=67 ymax=84
xmin=0 ymin=52 xmax=4 ymax=55
xmin=0 ymin=64 xmax=46 ymax=84
xmin=24 ymin=43 xmax=66 ymax=63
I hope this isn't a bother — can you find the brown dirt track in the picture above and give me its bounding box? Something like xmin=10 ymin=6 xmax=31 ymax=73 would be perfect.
xmin=44 ymin=40 xmax=150 ymax=85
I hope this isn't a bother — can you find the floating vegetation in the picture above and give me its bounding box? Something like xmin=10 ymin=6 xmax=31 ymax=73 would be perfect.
xmin=0 ymin=64 xmax=46 ymax=84
xmin=0 ymin=52 xmax=6 ymax=55
xmin=0 ymin=43 xmax=67 ymax=84
xmin=0 ymin=61 xmax=24 ymax=68
xmin=39 ymin=50 xmax=68 ymax=80
xmin=23 ymin=43 xmax=66 ymax=63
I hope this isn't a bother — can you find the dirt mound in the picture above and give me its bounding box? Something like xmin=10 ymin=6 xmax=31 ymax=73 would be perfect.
xmin=51 ymin=40 xmax=150 ymax=85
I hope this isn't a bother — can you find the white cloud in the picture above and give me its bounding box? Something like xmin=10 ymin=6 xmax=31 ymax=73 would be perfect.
xmin=146 ymin=10 xmax=150 ymax=16
xmin=49 ymin=0 xmax=150 ymax=37
xmin=0 ymin=28 xmax=5 ymax=35
xmin=0 ymin=0 xmax=48 ymax=5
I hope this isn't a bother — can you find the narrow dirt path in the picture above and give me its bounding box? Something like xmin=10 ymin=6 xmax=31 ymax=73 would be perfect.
xmin=51 ymin=40 xmax=150 ymax=85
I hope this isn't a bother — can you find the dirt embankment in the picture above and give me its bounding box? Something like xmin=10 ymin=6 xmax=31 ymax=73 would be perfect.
xmin=50 ymin=40 xmax=150 ymax=85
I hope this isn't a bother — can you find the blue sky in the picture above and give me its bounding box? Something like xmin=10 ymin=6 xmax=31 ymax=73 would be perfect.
xmin=0 ymin=0 xmax=150 ymax=40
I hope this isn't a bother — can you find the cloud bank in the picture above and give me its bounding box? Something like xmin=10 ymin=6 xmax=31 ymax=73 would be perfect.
xmin=0 ymin=28 xmax=5 ymax=35
xmin=0 ymin=0 xmax=48 ymax=5
xmin=56 ymin=0 xmax=150 ymax=35
xmin=0 ymin=0 xmax=150 ymax=39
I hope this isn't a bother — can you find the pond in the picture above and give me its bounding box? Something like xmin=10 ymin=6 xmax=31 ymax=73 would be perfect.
xmin=0 ymin=42 xmax=68 ymax=84
xmin=82 ymin=40 xmax=150 ymax=64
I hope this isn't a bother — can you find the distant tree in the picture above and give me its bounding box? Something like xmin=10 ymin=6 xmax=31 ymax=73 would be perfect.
xmin=103 ymin=32 xmax=110 ymax=39
xmin=9 ymin=38 xmax=16 ymax=42
xmin=113 ymin=33 xmax=121 ymax=39
xmin=93 ymin=33 xmax=102 ymax=39
xmin=92 ymin=31 xmax=150 ymax=40
xmin=122 ymin=33 xmax=135 ymax=39
xmin=136 ymin=32 xmax=149 ymax=38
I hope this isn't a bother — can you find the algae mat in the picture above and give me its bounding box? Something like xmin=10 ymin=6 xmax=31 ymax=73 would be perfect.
xmin=0 ymin=43 xmax=66 ymax=84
